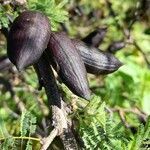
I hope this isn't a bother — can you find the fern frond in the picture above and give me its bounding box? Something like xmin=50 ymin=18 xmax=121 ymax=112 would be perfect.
xmin=20 ymin=111 xmax=30 ymax=137
xmin=27 ymin=0 xmax=69 ymax=31
xmin=1 ymin=137 xmax=16 ymax=150
xmin=128 ymin=116 xmax=150 ymax=150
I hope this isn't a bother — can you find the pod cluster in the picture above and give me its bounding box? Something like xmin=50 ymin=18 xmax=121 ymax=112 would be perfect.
xmin=7 ymin=11 xmax=123 ymax=100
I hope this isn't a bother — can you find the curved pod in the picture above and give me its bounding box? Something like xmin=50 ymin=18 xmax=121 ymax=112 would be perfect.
xmin=48 ymin=32 xmax=91 ymax=100
xmin=7 ymin=11 xmax=51 ymax=70
xmin=72 ymin=40 xmax=123 ymax=74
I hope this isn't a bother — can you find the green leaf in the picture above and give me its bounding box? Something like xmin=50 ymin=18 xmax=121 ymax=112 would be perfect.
xmin=27 ymin=0 xmax=69 ymax=31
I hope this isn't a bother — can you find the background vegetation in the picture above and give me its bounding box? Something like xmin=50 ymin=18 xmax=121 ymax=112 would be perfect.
xmin=0 ymin=0 xmax=150 ymax=149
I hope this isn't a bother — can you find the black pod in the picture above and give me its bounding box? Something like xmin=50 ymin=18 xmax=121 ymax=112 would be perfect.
xmin=82 ymin=27 xmax=107 ymax=47
xmin=47 ymin=32 xmax=91 ymax=100
xmin=7 ymin=11 xmax=51 ymax=70
xmin=72 ymin=39 xmax=123 ymax=75
xmin=108 ymin=41 xmax=125 ymax=53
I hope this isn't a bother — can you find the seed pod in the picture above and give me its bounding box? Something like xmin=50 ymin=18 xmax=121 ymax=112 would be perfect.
xmin=82 ymin=27 xmax=107 ymax=47
xmin=7 ymin=11 xmax=51 ymax=70
xmin=72 ymin=39 xmax=123 ymax=74
xmin=107 ymin=41 xmax=125 ymax=53
xmin=47 ymin=32 xmax=91 ymax=100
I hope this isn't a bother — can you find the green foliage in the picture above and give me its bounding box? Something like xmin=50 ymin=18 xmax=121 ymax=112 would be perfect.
xmin=0 ymin=5 xmax=10 ymax=28
xmin=0 ymin=111 xmax=38 ymax=149
xmin=0 ymin=0 xmax=69 ymax=30
xmin=27 ymin=0 xmax=69 ymax=30
xmin=20 ymin=111 xmax=37 ymax=137
xmin=79 ymin=96 xmax=106 ymax=128
xmin=128 ymin=116 xmax=150 ymax=150
xmin=0 ymin=137 xmax=16 ymax=150
xmin=20 ymin=104 xmax=38 ymax=149
xmin=0 ymin=0 xmax=150 ymax=149
xmin=0 ymin=4 xmax=18 ymax=29
xmin=77 ymin=96 xmax=150 ymax=150
xmin=97 ymin=49 xmax=150 ymax=114
xmin=77 ymin=96 xmax=127 ymax=150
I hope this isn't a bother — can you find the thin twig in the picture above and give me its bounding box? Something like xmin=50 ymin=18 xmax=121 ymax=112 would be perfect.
xmin=13 ymin=95 xmax=26 ymax=112
xmin=125 ymin=36 xmax=150 ymax=69
xmin=41 ymin=128 xmax=58 ymax=150
xmin=109 ymin=106 xmax=148 ymax=129
xmin=118 ymin=109 xmax=130 ymax=128
xmin=133 ymin=41 xmax=150 ymax=69
xmin=60 ymin=100 xmax=78 ymax=150
xmin=3 ymin=102 xmax=19 ymax=118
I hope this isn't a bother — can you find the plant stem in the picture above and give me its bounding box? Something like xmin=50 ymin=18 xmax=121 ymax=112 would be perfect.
xmin=34 ymin=54 xmax=78 ymax=150
xmin=0 ymin=136 xmax=40 ymax=142
xmin=35 ymin=55 xmax=61 ymax=107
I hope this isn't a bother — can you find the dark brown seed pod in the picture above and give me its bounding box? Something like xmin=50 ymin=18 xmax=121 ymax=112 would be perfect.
xmin=82 ymin=27 xmax=107 ymax=47
xmin=7 ymin=11 xmax=51 ymax=70
xmin=107 ymin=41 xmax=125 ymax=53
xmin=72 ymin=39 xmax=123 ymax=75
xmin=47 ymin=32 xmax=91 ymax=100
